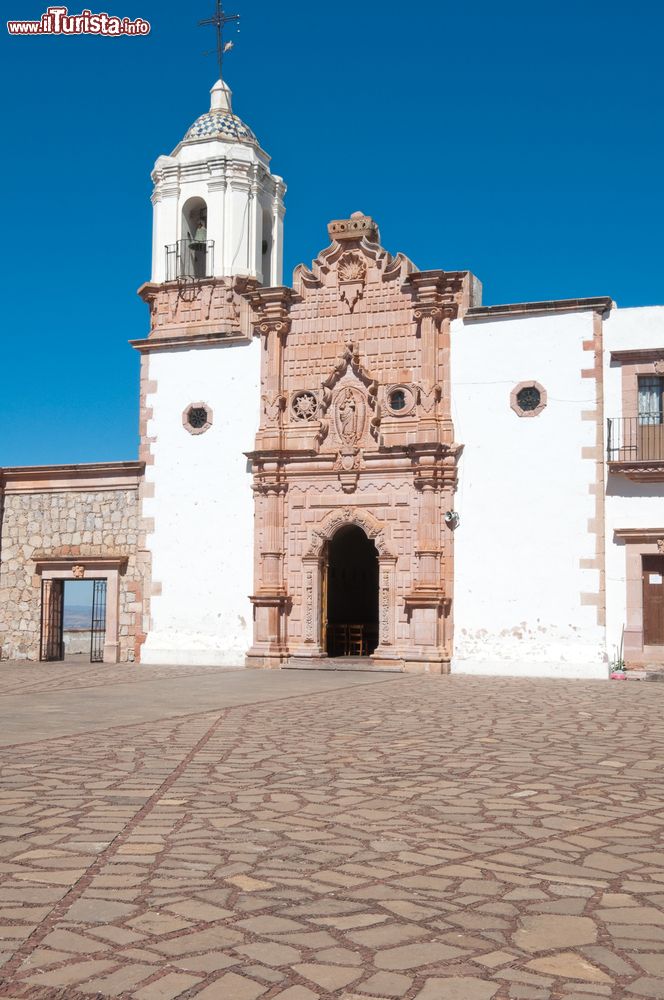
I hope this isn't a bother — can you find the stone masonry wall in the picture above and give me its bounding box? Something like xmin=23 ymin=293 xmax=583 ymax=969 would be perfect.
xmin=0 ymin=488 xmax=140 ymax=661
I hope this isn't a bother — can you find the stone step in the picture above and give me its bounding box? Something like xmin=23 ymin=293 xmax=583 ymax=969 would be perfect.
xmin=285 ymin=657 xmax=404 ymax=673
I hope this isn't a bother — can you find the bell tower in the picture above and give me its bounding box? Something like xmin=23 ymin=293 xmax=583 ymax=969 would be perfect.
xmin=150 ymin=77 xmax=285 ymax=286
xmin=134 ymin=40 xmax=287 ymax=665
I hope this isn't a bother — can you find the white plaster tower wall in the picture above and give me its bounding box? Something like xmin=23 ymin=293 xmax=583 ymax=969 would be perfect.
xmin=140 ymin=341 xmax=260 ymax=665
xmin=450 ymin=311 xmax=607 ymax=678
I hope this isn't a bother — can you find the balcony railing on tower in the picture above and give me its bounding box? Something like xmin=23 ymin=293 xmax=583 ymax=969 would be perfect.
xmin=607 ymin=416 xmax=664 ymax=464
xmin=165 ymin=238 xmax=214 ymax=281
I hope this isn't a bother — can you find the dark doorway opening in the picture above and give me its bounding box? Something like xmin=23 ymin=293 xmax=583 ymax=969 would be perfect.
xmin=40 ymin=578 xmax=107 ymax=663
xmin=325 ymin=525 xmax=379 ymax=657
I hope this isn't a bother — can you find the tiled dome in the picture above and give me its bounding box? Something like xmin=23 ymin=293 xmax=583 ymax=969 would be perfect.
xmin=184 ymin=109 xmax=256 ymax=143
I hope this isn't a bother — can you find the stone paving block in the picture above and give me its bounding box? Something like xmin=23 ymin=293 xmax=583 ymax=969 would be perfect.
xmin=525 ymin=952 xmax=612 ymax=982
xmin=195 ymin=971 xmax=267 ymax=998
xmin=513 ymin=915 xmax=598 ymax=951
xmin=133 ymin=972 xmax=202 ymax=999
xmin=374 ymin=941 xmax=468 ymax=969
xmin=359 ymin=971 xmax=413 ymax=996
xmin=414 ymin=976 xmax=499 ymax=999
xmin=294 ymin=962 xmax=362 ymax=990
xmin=84 ymin=962 xmax=156 ymax=995
xmin=26 ymin=958 xmax=116 ymax=987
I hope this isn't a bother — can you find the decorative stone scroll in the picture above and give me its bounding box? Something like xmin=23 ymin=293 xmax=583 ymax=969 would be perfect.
xmin=72 ymin=564 xmax=86 ymax=579
xmin=657 ymin=538 xmax=664 ymax=554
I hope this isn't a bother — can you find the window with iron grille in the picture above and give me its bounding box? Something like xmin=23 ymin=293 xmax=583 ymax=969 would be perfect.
xmin=516 ymin=386 xmax=541 ymax=411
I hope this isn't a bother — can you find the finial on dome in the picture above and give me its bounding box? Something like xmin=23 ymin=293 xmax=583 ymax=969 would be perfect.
xmin=210 ymin=79 xmax=232 ymax=112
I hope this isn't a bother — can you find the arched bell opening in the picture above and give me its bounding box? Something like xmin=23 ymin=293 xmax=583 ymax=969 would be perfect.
xmin=179 ymin=196 xmax=209 ymax=278
xmin=323 ymin=524 xmax=379 ymax=657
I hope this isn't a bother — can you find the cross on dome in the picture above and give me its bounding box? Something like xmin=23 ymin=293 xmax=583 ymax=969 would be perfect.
xmin=199 ymin=0 xmax=240 ymax=82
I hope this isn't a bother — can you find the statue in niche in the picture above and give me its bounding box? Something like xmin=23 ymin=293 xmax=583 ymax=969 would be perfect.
xmin=339 ymin=388 xmax=358 ymax=441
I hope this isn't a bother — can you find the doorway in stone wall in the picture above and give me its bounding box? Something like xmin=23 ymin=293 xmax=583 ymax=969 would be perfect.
xmin=324 ymin=525 xmax=379 ymax=657
xmin=40 ymin=579 xmax=107 ymax=663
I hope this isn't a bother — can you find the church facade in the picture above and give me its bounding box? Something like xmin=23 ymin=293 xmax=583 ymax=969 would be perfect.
xmin=1 ymin=79 xmax=663 ymax=678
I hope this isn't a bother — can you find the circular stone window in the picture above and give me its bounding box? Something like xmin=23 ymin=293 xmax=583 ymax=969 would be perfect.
xmin=182 ymin=402 xmax=213 ymax=435
xmin=511 ymin=381 xmax=547 ymax=418
xmin=389 ymin=389 xmax=406 ymax=411
xmin=386 ymin=385 xmax=414 ymax=416
xmin=291 ymin=391 xmax=318 ymax=421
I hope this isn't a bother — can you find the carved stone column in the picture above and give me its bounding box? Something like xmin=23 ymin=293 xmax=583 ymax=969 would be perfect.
xmin=373 ymin=555 xmax=397 ymax=658
xmin=414 ymin=303 xmax=443 ymax=442
xmin=288 ymin=554 xmax=327 ymax=659
xmin=247 ymin=287 xmax=293 ymax=451
xmin=246 ymin=287 xmax=294 ymax=669
xmin=246 ymin=477 xmax=289 ymax=669
xmin=402 ymin=450 xmax=446 ymax=672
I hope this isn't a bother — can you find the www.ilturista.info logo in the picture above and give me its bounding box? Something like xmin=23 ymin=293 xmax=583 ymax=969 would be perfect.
xmin=7 ymin=6 xmax=150 ymax=35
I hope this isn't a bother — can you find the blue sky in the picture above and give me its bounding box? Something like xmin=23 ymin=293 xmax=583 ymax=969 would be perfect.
xmin=1 ymin=1 xmax=663 ymax=466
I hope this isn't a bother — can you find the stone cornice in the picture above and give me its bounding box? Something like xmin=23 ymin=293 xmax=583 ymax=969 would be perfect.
xmin=0 ymin=462 xmax=144 ymax=494
xmin=610 ymin=347 xmax=664 ymax=364
xmin=465 ymin=296 xmax=613 ymax=321
xmin=130 ymin=332 xmax=252 ymax=353
xmin=34 ymin=555 xmax=129 ymax=573
xmin=613 ymin=528 xmax=664 ymax=543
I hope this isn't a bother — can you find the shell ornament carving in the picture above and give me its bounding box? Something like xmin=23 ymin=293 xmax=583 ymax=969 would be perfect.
xmin=338 ymin=252 xmax=367 ymax=282
xmin=338 ymin=253 xmax=367 ymax=313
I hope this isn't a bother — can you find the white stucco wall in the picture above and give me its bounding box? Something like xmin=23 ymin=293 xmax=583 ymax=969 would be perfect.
xmin=450 ymin=311 xmax=607 ymax=678
xmin=603 ymin=306 xmax=664 ymax=660
xmin=140 ymin=339 xmax=259 ymax=666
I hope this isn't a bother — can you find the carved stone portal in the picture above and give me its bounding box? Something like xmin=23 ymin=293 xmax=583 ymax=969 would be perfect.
xmin=247 ymin=213 xmax=470 ymax=673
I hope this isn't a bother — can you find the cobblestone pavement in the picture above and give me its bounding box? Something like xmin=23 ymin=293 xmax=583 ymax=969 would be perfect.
xmin=1 ymin=666 xmax=664 ymax=999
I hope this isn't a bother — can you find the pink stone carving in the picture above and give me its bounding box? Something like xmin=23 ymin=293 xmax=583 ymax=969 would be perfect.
xmin=246 ymin=214 xmax=473 ymax=672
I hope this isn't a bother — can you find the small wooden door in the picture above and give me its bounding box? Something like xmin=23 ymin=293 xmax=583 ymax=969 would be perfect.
xmin=643 ymin=556 xmax=664 ymax=646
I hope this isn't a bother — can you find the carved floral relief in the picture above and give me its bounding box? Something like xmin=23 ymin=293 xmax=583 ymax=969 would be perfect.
xmin=291 ymin=391 xmax=319 ymax=422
